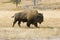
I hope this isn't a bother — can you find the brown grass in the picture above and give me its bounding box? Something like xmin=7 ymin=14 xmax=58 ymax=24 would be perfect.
xmin=0 ymin=10 xmax=60 ymax=40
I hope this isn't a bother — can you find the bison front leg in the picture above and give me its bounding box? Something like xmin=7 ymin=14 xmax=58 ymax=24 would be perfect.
xmin=34 ymin=23 xmax=39 ymax=28
xmin=18 ymin=21 xmax=21 ymax=27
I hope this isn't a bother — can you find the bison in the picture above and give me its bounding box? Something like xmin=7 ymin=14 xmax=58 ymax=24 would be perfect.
xmin=12 ymin=11 xmax=43 ymax=28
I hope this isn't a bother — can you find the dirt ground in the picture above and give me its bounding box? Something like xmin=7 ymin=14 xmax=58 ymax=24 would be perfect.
xmin=0 ymin=10 xmax=60 ymax=40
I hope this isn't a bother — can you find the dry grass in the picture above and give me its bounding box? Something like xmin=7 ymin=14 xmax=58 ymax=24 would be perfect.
xmin=0 ymin=10 xmax=60 ymax=40
xmin=0 ymin=0 xmax=60 ymax=40
xmin=0 ymin=1 xmax=60 ymax=10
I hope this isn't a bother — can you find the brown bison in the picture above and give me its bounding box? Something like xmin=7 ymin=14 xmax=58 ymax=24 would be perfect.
xmin=12 ymin=10 xmax=43 ymax=28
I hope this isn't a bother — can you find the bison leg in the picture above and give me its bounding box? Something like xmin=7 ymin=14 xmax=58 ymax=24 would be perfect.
xmin=13 ymin=20 xmax=17 ymax=27
xmin=34 ymin=23 xmax=37 ymax=27
xmin=39 ymin=21 xmax=42 ymax=24
xmin=27 ymin=22 xmax=31 ymax=28
xmin=34 ymin=23 xmax=39 ymax=28
xmin=18 ymin=21 xmax=21 ymax=27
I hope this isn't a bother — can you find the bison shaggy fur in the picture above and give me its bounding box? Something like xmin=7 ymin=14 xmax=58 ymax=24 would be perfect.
xmin=12 ymin=11 xmax=43 ymax=28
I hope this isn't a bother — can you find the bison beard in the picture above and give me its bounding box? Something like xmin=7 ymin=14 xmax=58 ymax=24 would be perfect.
xmin=12 ymin=12 xmax=43 ymax=28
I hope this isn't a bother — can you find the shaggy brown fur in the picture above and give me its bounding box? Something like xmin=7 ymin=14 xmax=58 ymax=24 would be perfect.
xmin=22 ymin=9 xmax=38 ymax=20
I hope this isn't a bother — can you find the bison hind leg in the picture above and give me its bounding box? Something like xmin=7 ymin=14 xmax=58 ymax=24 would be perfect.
xmin=27 ymin=22 xmax=31 ymax=28
xmin=13 ymin=20 xmax=17 ymax=27
xmin=18 ymin=21 xmax=21 ymax=27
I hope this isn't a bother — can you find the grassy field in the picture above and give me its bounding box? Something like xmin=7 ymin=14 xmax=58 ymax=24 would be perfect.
xmin=0 ymin=10 xmax=60 ymax=40
xmin=0 ymin=0 xmax=60 ymax=40
xmin=0 ymin=1 xmax=60 ymax=10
